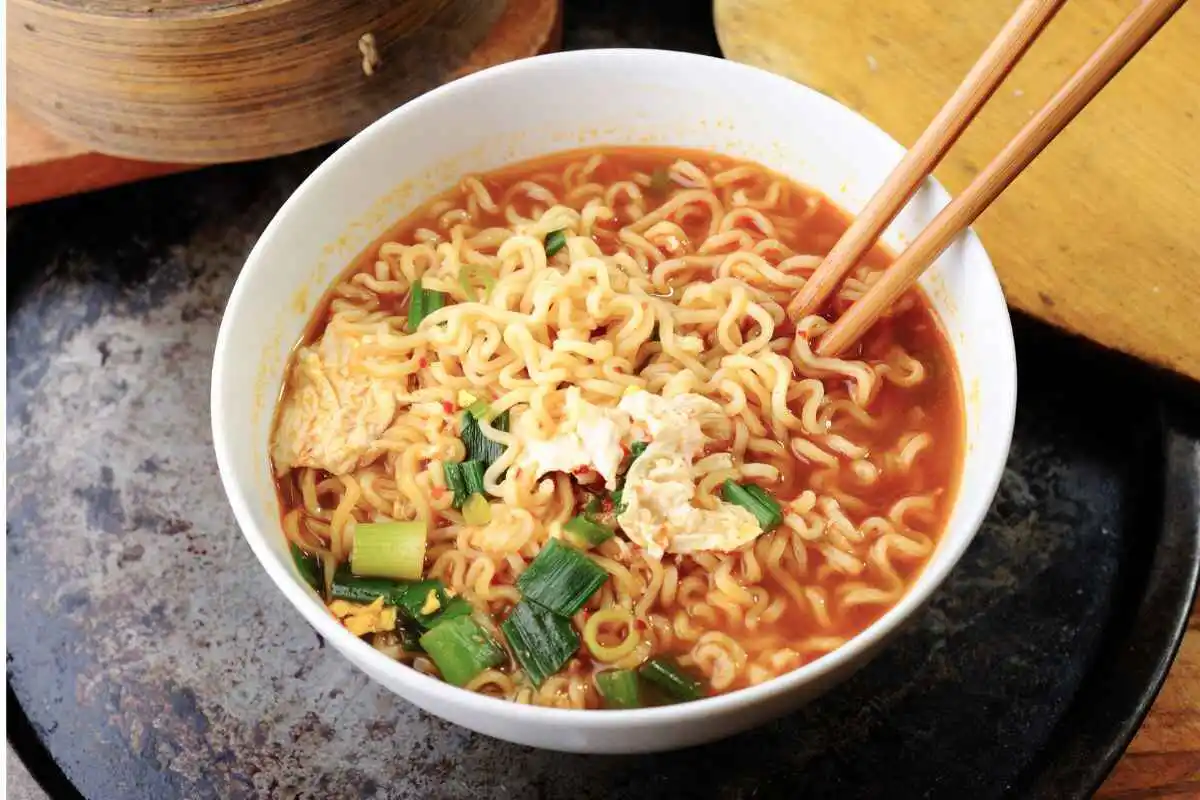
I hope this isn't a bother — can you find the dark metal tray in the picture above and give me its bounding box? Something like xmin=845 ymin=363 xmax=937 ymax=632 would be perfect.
xmin=8 ymin=4 xmax=1200 ymax=798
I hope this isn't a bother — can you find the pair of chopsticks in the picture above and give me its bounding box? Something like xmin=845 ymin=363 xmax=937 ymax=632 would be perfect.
xmin=790 ymin=0 xmax=1186 ymax=357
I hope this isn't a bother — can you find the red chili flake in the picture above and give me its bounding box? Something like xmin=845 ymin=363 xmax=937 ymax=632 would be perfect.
xmin=572 ymin=465 xmax=593 ymax=476
xmin=419 ymin=358 xmax=429 ymax=368
xmin=442 ymin=401 xmax=454 ymax=414
xmin=600 ymin=497 xmax=614 ymax=513
xmin=431 ymin=486 xmax=446 ymax=498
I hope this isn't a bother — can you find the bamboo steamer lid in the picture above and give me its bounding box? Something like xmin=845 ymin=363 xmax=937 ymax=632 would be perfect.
xmin=9 ymin=0 xmax=523 ymax=163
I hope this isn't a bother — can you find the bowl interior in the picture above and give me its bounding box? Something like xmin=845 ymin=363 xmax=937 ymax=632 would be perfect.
xmin=212 ymin=49 xmax=1016 ymax=740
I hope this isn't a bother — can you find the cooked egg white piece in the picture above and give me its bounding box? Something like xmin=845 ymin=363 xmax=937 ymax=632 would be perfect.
xmin=513 ymin=387 xmax=630 ymax=489
xmin=615 ymin=394 xmax=761 ymax=559
xmin=513 ymin=388 xmax=766 ymax=557
xmin=272 ymin=324 xmax=401 ymax=476
xmin=616 ymin=390 xmax=724 ymax=455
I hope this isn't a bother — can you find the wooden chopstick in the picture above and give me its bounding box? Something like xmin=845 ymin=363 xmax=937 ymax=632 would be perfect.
xmin=786 ymin=0 xmax=1067 ymax=322
xmin=813 ymin=0 xmax=1187 ymax=359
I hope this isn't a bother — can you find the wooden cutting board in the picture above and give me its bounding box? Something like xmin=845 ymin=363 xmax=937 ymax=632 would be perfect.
xmin=7 ymin=0 xmax=561 ymax=208
xmin=715 ymin=0 xmax=1200 ymax=383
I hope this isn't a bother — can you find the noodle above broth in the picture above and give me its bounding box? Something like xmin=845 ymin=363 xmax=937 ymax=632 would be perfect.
xmin=270 ymin=146 xmax=964 ymax=709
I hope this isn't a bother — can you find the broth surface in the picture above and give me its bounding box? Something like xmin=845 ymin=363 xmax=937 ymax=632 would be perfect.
xmin=272 ymin=146 xmax=963 ymax=706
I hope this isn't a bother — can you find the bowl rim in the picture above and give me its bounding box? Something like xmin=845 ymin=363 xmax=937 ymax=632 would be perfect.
xmin=212 ymin=47 xmax=1017 ymax=727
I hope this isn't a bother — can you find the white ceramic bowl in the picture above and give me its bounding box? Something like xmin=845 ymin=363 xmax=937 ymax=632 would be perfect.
xmin=211 ymin=49 xmax=1017 ymax=753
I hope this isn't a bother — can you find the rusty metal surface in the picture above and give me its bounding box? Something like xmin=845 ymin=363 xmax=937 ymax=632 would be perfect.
xmin=8 ymin=4 xmax=1199 ymax=799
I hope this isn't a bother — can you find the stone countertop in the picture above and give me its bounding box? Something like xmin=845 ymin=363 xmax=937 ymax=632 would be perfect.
xmin=7 ymin=4 xmax=1198 ymax=799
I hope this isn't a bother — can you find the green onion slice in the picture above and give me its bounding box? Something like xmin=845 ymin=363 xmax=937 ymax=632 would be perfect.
xmin=443 ymin=462 xmax=469 ymax=509
xmin=462 ymin=493 xmax=492 ymax=526
xmin=563 ymin=515 xmax=615 ymax=549
xmin=501 ymin=600 xmax=579 ymax=686
xmin=460 ymin=460 xmax=487 ymax=497
xmin=596 ymin=669 xmax=642 ymax=709
xmin=392 ymin=580 xmax=459 ymax=628
xmin=461 ymin=409 xmax=509 ymax=469
xmin=419 ymin=615 xmax=505 ymax=687
xmin=406 ymin=278 xmax=445 ymax=331
xmin=330 ymin=570 xmax=466 ymax=630
xmin=466 ymin=399 xmax=494 ymax=420
xmin=615 ymin=441 xmax=650 ymax=492
xmin=351 ymin=521 xmax=427 ymax=581
xmin=544 ymin=229 xmax=567 ymax=257
xmin=290 ymin=542 xmax=322 ymax=594
xmin=720 ymin=479 xmax=784 ymax=532
xmin=330 ymin=566 xmax=404 ymax=606
xmin=639 ymin=656 xmax=705 ymax=702
xmin=516 ymin=538 xmax=608 ymax=617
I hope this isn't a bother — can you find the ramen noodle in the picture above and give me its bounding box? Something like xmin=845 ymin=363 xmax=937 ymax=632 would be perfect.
xmin=271 ymin=147 xmax=963 ymax=709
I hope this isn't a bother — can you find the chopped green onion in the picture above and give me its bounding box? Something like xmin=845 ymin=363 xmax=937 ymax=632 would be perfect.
xmin=563 ymin=515 xmax=614 ymax=549
xmin=407 ymin=278 xmax=425 ymax=330
xmin=648 ymin=166 xmax=671 ymax=194
xmin=460 ymin=460 xmax=492 ymax=524
xmin=466 ymin=399 xmax=494 ymax=420
xmin=443 ymin=462 xmax=469 ymax=509
xmin=582 ymin=493 xmax=623 ymax=528
xmin=461 ymin=410 xmax=509 ymax=469
xmin=431 ymin=597 xmax=474 ymax=626
xmin=407 ymin=278 xmax=446 ymax=330
xmin=501 ymin=600 xmax=580 ymax=686
xmin=460 ymin=460 xmax=487 ymax=497
xmin=290 ymin=543 xmax=322 ymax=594
xmin=403 ymin=583 xmax=474 ymax=626
xmin=462 ymin=493 xmax=492 ymax=526
xmin=596 ymin=669 xmax=642 ymax=709
xmin=351 ymin=521 xmax=427 ymax=580
xmin=544 ymin=229 xmax=567 ymax=257
xmin=329 ymin=570 xmax=469 ymax=630
xmin=331 ymin=565 xmax=405 ymax=606
xmin=419 ymin=615 xmax=505 ymax=686
xmin=391 ymin=579 xmax=451 ymax=628
xmin=616 ymin=441 xmax=650 ymax=491
xmin=721 ymin=479 xmax=783 ymax=532
xmin=516 ymin=539 xmax=608 ymax=617
xmin=609 ymin=488 xmax=626 ymax=514
xmin=639 ymin=656 xmax=705 ymax=702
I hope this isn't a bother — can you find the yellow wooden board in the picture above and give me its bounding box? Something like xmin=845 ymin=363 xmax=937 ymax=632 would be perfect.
xmin=715 ymin=0 xmax=1200 ymax=381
